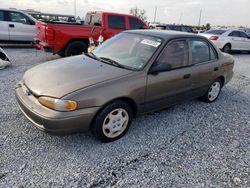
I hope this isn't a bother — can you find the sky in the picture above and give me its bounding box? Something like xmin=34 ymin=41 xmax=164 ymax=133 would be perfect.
xmin=0 ymin=0 xmax=249 ymax=27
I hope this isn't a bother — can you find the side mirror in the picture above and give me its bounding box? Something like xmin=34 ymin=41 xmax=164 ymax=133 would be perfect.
xmin=149 ymin=63 xmax=172 ymax=74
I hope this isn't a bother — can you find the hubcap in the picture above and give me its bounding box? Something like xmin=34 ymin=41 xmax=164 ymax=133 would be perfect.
xmin=224 ymin=45 xmax=230 ymax=53
xmin=102 ymin=108 xmax=129 ymax=138
xmin=208 ymin=81 xmax=221 ymax=101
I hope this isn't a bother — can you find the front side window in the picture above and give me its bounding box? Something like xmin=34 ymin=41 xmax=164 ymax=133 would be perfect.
xmin=191 ymin=40 xmax=217 ymax=64
xmin=158 ymin=40 xmax=189 ymax=69
xmin=129 ymin=17 xmax=144 ymax=29
xmin=108 ymin=15 xmax=125 ymax=29
xmin=9 ymin=12 xmax=28 ymax=24
xmin=239 ymin=31 xmax=248 ymax=38
xmin=92 ymin=33 xmax=162 ymax=70
xmin=0 ymin=11 xmax=4 ymax=21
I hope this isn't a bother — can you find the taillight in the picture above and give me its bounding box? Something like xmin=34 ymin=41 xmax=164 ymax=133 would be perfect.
xmin=209 ymin=36 xmax=219 ymax=40
xmin=46 ymin=27 xmax=55 ymax=41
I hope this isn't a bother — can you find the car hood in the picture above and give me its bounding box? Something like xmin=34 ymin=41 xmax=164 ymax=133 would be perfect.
xmin=23 ymin=55 xmax=133 ymax=98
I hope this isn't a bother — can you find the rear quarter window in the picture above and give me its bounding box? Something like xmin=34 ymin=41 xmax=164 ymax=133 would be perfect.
xmin=108 ymin=15 xmax=126 ymax=29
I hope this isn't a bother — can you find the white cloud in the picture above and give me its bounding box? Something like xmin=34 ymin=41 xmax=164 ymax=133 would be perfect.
xmin=1 ymin=0 xmax=249 ymax=26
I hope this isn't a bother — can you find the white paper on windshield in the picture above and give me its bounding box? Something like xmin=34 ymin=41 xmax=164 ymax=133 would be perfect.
xmin=141 ymin=39 xmax=161 ymax=47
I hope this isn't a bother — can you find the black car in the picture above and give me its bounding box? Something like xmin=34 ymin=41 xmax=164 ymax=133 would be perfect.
xmin=155 ymin=24 xmax=197 ymax=34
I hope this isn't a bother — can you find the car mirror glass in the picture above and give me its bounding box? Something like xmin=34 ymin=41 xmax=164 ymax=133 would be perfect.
xmin=149 ymin=62 xmax=172 ymax=74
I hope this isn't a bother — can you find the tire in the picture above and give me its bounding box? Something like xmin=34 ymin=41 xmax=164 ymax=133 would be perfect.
xmin=65 ymin=41 xmax=87 ymax=57
xmin=201 ymin=78 xmax=222 ymax=103
xmin=91 ymin=100 xmax=133 ymax=142
xmin=222 ymin=43 xmax=231 ymax=54
xmin=57 ymin=51 xmax=66 ymax=57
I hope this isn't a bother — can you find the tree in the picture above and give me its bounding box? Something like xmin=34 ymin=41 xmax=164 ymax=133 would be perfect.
xmin=129 ymin=7 xmax=147 ymax=21
xmin=205 ymin=23 xmax=211 ymax=31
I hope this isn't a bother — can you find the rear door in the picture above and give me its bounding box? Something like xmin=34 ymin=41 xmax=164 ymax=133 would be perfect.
xmin=188 ymin=39 xmax=219 ymax=97
xmin=145 ymin=39 xmax=193 ymax=111
xmin=228 ymin=31 xmax=245 ymax=50
xmin=0 ymin=10 xmax=10 ymax=40
xmin=7 ymin=11 xmax=36 ymax=42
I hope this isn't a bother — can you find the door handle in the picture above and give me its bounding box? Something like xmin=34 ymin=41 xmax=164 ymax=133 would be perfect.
xmin=9 ymin=24 xmax=15 ymax=28
xmin=214 ymin=67 xmax=219 ymax=71
xmin=183 ymin=74 xmax=191 ymax=79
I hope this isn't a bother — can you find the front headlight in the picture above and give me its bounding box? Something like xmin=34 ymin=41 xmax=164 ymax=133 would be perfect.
xmin=38 ymin=96 xmax=77 ymax=111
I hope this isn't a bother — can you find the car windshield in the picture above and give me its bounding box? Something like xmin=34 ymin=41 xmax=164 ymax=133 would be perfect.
xmin=206 ymin=29 xmax=227 ymax=35
xmin=92 ymin=33 xmax=162 ymax=70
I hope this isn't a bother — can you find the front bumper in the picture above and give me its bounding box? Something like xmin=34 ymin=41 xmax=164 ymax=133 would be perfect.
xmin=15 ymin=82 xmax=99 ymax=134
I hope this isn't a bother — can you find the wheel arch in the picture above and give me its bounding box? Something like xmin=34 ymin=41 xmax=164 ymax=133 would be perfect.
xmin=89 ymin=97 xmax=138 ymax=130
xmin=217 ymin=75 xmax=225 ymax=86
xmin=61 ymin=38 xmax=89 ymax=53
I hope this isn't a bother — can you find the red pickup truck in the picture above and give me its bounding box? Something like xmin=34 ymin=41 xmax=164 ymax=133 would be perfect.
xmin=35 ymin=11 xmax=148 ymax=57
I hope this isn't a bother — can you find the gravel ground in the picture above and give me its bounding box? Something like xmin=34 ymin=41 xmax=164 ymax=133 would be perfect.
xmin=0 ymin=47 xmax=249 ymax=188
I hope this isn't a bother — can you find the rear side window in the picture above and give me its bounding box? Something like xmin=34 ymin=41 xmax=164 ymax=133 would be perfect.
xmin=0 ymin=11 xmax=4 ymax=21
xmin=229 ymin=31 xmax=240 ymax=37
xmin=129 ymin=17 xmax=144 ymax=29
xmin=9 ymin=12 xmax=28 ymax=24
xmin=191 ymin=40 xmax=217 ymax=64
xmin=158 ymin=40 xmax=189 ymax=69
xmin=108 ymin=15 xmax=125 ymax=29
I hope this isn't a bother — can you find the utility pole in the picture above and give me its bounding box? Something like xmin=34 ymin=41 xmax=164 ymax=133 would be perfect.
xmin=179 ymin=13 xmax=183 ymax=24
xmin=154 ymin=6 xmax=157 ymax=23
xmin=198 ymin=9 xmax=202 ymax=27
xmin=74 ymin=0 xmax=76 ymax=18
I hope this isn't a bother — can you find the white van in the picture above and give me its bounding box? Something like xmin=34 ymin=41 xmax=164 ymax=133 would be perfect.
xmin=0 ymin=9 xmax=37 ymax=43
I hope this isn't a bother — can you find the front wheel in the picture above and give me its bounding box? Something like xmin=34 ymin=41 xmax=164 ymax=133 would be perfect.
xmin=91 ymin=101 xmax=133 ymax=142
xmin=201 ymin=79 xmax=222 ymax=103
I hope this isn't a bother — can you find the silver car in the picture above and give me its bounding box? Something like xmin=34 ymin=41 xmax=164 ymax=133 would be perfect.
xmin=0 ymin=9 xmax=37 ymax=42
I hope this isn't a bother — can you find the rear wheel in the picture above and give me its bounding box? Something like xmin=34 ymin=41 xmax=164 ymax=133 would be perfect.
xmin=57 ymin=51 xmax=66 ymax=57
xmin=91 ymin=100 xmax=133 ymax=142
xmin=201 ymin=79 xmax=222 ymax=103
xmin=65 ymin=41 xmax=87 ymax=57
xmin=222 ymin=43 xmax=231 ymax=54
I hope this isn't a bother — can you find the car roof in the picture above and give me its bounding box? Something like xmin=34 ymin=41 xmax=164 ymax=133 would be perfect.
xmin=125 ymin=29 xmax=201 ymax=40
xmin=0 ymin=8 xmax=36 ymax=21
xmin=0 ymin=8 xmax=25 ymax=13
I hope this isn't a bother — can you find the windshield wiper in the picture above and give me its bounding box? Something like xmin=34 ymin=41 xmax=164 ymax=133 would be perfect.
xmin=99 ymin=57 xmax=128 ymax=69
xmin=86 ymin=52 xmax=100 ymax=60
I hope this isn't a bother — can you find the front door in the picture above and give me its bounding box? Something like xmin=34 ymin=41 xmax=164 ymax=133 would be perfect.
xmin=0 ymin=10 xmax=10 ymax=40
xmin=228 ymin=31 xmax=245 ymax=50
xmin=145 ymin=39 xmax=193 ymax=112
xmin=7 ymin=11 xmax=36 ymax=42
xmin=239 ymin=31 xmax=250 ymax=51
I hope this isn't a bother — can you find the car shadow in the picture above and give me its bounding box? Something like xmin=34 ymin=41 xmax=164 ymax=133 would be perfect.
xmin=27 ymin=86 xmax=245 ymax=152
xmin=0 ymin=43 xmax=34 ymax=49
